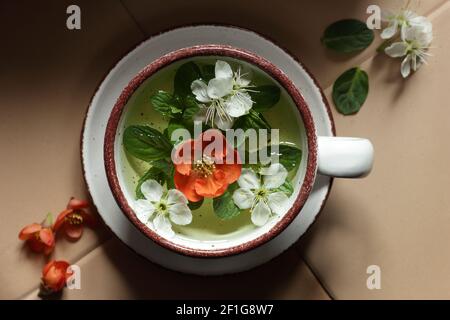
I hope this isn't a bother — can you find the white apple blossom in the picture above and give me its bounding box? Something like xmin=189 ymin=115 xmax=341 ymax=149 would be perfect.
xmin=232 ymin=164 xmax=290 ymax=227
xmin=381 ymin=9 xmax=430 ymax=40
xmin=134 ymin=179 xmax=192 ymax=238
xmin=385 ymin=22 xmax=433 ymax=78
xmin=191 ymin=60 xmax=255 ymax=130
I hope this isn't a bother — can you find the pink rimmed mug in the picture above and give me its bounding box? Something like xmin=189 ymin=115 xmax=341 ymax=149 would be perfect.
xmin=104 ymin=45 xmax=374 ymax=258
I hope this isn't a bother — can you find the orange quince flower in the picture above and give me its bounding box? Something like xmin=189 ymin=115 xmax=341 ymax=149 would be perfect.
xmin=173 ymin=129 xmax=241 ymax=202
xmin=53 ymin=197 xmax=96 ymax=240
xmin=41 ymin=260 xmax=73 ymax=293
xmin=18 ymin=214 xmax=55 ymax=255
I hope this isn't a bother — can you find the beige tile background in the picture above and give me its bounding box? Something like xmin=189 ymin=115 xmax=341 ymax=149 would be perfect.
xmin=1 ymin=0 xmax=449 ymax=299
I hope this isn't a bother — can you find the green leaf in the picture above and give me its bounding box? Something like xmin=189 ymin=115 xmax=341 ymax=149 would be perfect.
xmin=174 ymin=62 xmax=202 ymax=98
xmin=246 ymin=144 xmax=301 ymax=171
xmin=332 ymin=67 xmax=369 ymax=115
xmin=188 ymin=199 xmax=204 ymax=210
xmin=151 ymin=159 xmax=174 ymax=177
xmin=150 ymin=91 xmax=182 ymax=118
xmin=276 ymin=144 xmax=302 ymax=171
xmin=233 ymin=109 xmax=271 ymax=131
xmin=250 ymin=85 xmax=281 ymax=112
xmin=276 ymin=181 xmax=294 ymax=197
xmin=135 ymin=167 xmax=165 ymax=199
xmin=181 ymin=96 xmax=200 ymax=122
xmin=153 ymin=159 xmax=175 ymax=189
xmin=123 ymin=125 xmax=172 ymax=161
xmin=321 ymin=19 xmax=374 ymax=53
xmin=165 ymin=119 xmax=187 ymax=144
xmin=213 ymin=183 xmax=241 ymax=220
xmin=201 ymin=64 xmax=215 ymax=82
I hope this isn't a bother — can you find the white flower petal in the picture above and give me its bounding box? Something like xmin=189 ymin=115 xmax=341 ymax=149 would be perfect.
xmin=191 ymin=80 xmax=211 ymax=103
xmin=141 ymin=179 xmax=163 ymax=202
xmin=153 ymin=214 xmax=175 ymax=238
xmin=261 ymin=163 xmax=288 ymax=189
xmin=381 ymin=22 xmax=398 ymax=39
xmin=232 ymin=188 xmax=255 ymax=210
xmin=381 ymin=10 xmax=395 ymax=22
xmin=134 ymin=199 xmax=155 ymax=223
xmin=167 ymin=189 xmax=188 ymax=205
xmin=215 ymin=60 xmax=233 ymax=79
xmin=401 ymin=55 xmax=412 ymax=78
xmin=237 ymin=168 xmax=260 ymax=189
xmin=251 ymin=201 xmax=271 ymax=226
xmin=385 ymin=42 xmax=408 ymax=57
xmin=207 ymin=77 xmax=233 ymax=99
xmin=225 ymin=92 xmax=253 ymax=117
xmin=168 ymin=203 xmax=192 ymax=225
xmin=214 ymin=113 xmax=234 ymax=130
xmin=234 ymin=66 xmax=252 ymax=86
xmin=225 ymin=95 xmax=246 ymax=118
xmin=267 ymin=192 xmax=289 ymax=215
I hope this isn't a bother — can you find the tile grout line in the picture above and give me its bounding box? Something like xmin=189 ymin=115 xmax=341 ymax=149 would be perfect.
xmin=119 ymin=0 xmax=148 ymax=37
xmin=18 ymin=237 xmax=112 ymax=300
xmin=300 ymin=255 xmax=335 ymax=300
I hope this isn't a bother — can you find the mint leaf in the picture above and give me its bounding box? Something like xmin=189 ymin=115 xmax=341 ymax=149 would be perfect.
xmin=332 ymin=67 xmax=369 ymax=115
xmin=165 ymin=119 xmax=187 ymax=145
xmin=123 ymin=125 xmax=172 ymax=161
xmin=233 ymin=109 xmax=271 ymax=131
xmin=250 ymin=85 xmax=281 ymax=112
xmin=188 ymin=199 xmax=204 ymax=210
xmin=174 ymin=62 xmax=201 ymax=98
xmin=276 ymin=181 xmax=294 ymax=197
xmin=245 ymin=144 xmax=301 ymax=171
xmin=321 ymin=19 xmax=374 ymax=53
xmin=201 ymin=64 xmax=215 ymax=82
xmin=182 ymin=96 xmax=200 ymax=122
xmin=150 ymin=91 xmax=182 ymax=118
xmin=136 ymin=167 xmax=166 ymax=199
xmin=213 ymin=183 xmax=241 ymax=220
xmin=276 ymin=144 xmax=302 ymax=171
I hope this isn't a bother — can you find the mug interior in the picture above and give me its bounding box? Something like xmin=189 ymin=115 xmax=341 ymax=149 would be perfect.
xmin=105 ymin=46 xmax=317 ymax=257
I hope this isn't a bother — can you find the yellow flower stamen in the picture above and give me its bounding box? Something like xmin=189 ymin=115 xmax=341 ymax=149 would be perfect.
xmin=193 ymin=155 xmax=216 ymax=178
xmin=65 ymin=212 xmax=83 ymax=225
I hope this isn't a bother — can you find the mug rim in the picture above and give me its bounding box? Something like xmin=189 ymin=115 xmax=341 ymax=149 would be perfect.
xmin=104 ymin=44 xmax=318 ymax=258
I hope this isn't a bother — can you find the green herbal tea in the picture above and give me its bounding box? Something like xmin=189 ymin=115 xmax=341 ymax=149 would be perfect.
xmin=119 ymin=56 xmax=306 ymax=241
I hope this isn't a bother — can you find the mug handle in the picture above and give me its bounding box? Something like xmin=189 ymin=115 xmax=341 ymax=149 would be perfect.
xmin=317 ymin=136 xmax=374 ymax=178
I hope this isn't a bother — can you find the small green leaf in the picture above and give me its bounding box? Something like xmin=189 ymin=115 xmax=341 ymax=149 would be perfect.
xmin=151 ymin=159 xmax=174 ymax=177
xmin=213 ymin=183 xmax=241 ymax=220
xmin=188 ymin=199 xmax=204 ymax=210
xmin=246 ymin=144 xmax=301 ymax=171
xmin=321 ymin=19 xmax=374 ymax=53
xmin=136 ymin=167 xmax=165 ymax=199
xmin=201 ymin=64 xmax=215 ymax=82
xmin=165 ymin=119 xmax=187 ymax=144
xmin=276 ymin=145 xmax=302 ymax=171
xmin=182 ymin=96 xmax=200 ymax=122
xmin=174 ymin=62 xmax=202 ymax=98
xmin=150 ymin=91 xmax=182 ymax=118
xmin=332 ymin=67 xmax=369 ymax=115
xmin=233 ymin=109 xmax=271 ymax=131
xmin=123 ymin=125 xmax=172 ymax=161
xmin=250 ymin=85 xmax=281 ymax=112
xmin=276 ymin=181 xmax=294 ymax=197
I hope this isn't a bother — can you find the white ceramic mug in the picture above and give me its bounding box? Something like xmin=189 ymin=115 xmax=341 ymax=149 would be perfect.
xmin=104 ymin=45 xmax=374 ymax=258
